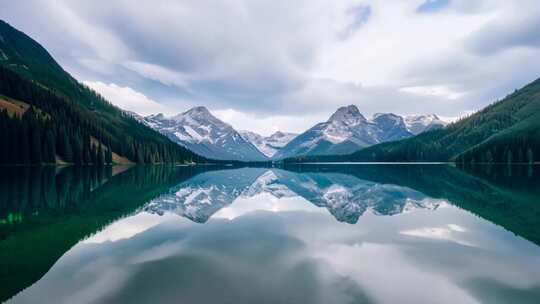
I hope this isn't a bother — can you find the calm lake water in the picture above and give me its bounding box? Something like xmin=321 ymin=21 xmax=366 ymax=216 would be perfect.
xmin=1 ymin=164 xmax=540 ymax=304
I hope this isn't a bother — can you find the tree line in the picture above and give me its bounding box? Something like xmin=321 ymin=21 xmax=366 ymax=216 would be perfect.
xmin=0 ymin=66 xmax=206 ymax=165
xmin=0 ymin=108 xmax=113 ymax=165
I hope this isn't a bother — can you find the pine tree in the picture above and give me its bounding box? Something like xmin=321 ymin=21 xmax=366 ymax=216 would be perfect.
xmin=83 ymin=136 xmax=91 ymax=164
xmin=0 ymin=110 xmax=7 ymax=164
xmin=97 ymin=143 xmax=104 ymax=165
xmin=72 ymin=136 xmax=83 ymax=165
xmin=30 ymin=127 xmax=42 ymax=164
xmin=91 ymin=145 xmax=97 ymax=164
xmin=106 ymin=144 xmax=113 ymax=164
xmin=57 ymin=128 xmax=72 ymax=162
xmin=43 ymin=129 xmax=56 ymax=163
xmin=20 ymin=124 xmax=30 ymax=164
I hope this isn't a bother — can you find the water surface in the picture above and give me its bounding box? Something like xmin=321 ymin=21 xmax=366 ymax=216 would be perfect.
xmin=1 ymin=164 xmax=540 ymax=303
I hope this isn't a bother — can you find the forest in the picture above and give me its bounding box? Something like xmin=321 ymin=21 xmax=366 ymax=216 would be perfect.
xmin=0 ymin=20 xmax=207 ymax=165
xmin=0 ymin=66 xmax=205 ymax=165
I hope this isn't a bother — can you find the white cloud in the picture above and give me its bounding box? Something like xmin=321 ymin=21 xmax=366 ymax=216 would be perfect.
xmin=400 ymin=85 xmax=466 ymax=100
xmin=2 ymin=0 xmax=539 ymax=134
xmin=214 ymin=108 xmax=327 ymax=136
xmin=84 ymin=81 xmax=172 ymax=116
xmin=123 ymin=60 xmax=191 ymax=88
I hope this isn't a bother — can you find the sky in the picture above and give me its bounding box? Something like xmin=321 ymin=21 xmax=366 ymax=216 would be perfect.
xmin=1 ymin=0 xmax=539 ymax=136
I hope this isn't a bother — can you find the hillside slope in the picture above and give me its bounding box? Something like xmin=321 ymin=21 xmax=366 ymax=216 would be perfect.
xmin=0 ymin=20 xmax=205 ymax=165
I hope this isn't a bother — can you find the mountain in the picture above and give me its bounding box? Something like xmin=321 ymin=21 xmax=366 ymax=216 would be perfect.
xmin=0 ymin=20 xmax=206 ymax=165
xmin=293 ymin=78 xmax=540 ymax=163
xmin=373 ymin=113 xmax=414 ymax=141
xmin=144 ymin=168 xmax=265 ymax=222
xmin=143 ymin=167 xmax=443 ymax=224
xmin=274 ymin=105 xmax=415 ymax=159
xmin=239 ymin=130 xmax=298 ymax=157
xmin=141 ymin=107 xmax=268 ymax=161
xmin=404 ymin=114 xmax=447 ymax=135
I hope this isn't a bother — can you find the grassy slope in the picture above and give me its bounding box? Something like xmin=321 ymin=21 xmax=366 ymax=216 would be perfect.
xmin=0 ymin=95 xmax=29 ymax=116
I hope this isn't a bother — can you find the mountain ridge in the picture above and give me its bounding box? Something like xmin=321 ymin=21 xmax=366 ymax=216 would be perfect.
xmin=287 ymin=77 xmax=540 ymax=163
xmin=139 ymin=107 xmax=268 ymax=161
xmin=274 ymin=105 xmax=445 ymax=159
xmin=239 ymin=130 xmax=298 ymax=158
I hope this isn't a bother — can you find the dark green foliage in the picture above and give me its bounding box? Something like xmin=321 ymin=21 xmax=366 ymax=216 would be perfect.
xmin=0 ymin=20 xmax=206 ymax=165
xmin=43 ymin=129 xmax=56 ymax=163
xmin=97 ymin=144 xmax=104 ymax=166
xmin=19 ymin=124 xmax=30 ymax=165
xmin=105 ymin=144 xmax=113 ymax=164
xmin=290 ymin=77 xmax=540 ymax=164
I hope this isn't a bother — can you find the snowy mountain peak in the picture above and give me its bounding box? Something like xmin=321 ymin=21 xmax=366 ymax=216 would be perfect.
xmin=185 ymin=106 xmax=211 ymax=116
xmin=328 ymin=105 xmax=366 ymax=124
xmin=240 ymin=130 xmax=298 ymax=158
xmin=138 ymin=103 xmax=445 ymax=161
xmin=173 ymin=106 xmax=218 ymax=123
xmin=147 ymin=113 xmax=166 ymax=120
xmin=373 ymin=112 xmax=400 ymax=120
xmin=270 ymin=131 xmax=286 ymax=138
xmin=372 ymin=113 xmax=404 ymax=125
xmin=275 ymin=107 xmax=416 ymax=159
xmin=404 ymin=114 xmax=447 ymax=135
xmin=141 ymin=107 xmax=268 ymax=161
xmin=267 ymin=131 xmax=297 ymax=142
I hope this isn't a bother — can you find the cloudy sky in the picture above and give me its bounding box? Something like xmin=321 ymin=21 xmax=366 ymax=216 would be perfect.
xmin=1 ymin=0 xmax=539 ymax=135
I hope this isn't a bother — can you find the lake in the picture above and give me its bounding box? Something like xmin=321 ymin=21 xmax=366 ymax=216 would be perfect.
xmin=1 ymin=164 xmax=540 ymax=303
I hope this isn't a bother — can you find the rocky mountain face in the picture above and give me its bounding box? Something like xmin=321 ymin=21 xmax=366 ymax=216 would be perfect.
xmin=139 ymin=104 xmax=446 ymax=161
xmin=239 ymin=131 xmax=298 ymax=158
xmin=404 ymin=114 xmax=447 ymax=135
xmin=274 ymin=105 xmax=419 ymax=159
xmin=140 ymin=107 xmax=268 ymax=161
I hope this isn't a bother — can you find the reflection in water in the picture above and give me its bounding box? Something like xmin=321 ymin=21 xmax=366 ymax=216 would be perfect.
xmin=143 ymin=168 xmax=445 ymax=223
xmin=1 ymin=164 xmax=540 ymax=303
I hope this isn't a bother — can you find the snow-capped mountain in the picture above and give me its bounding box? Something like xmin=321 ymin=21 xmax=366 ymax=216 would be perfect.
xmin=143 ymin=168 xmax=444 ymax=224
xmin=136 ymin=105 xmax=446 ymax=161
xmin=274 ymin=105 xmax=414 ymax=159
xmin=143 ymin=168 xmax=266 ymax=222
xmin=373 ymin=113 xmax=413 ymax=142
xmin=240 ymin=131 xmax=298 ymax=158
xmin=141 ymin=107 xmax=268 ymax=161
xmin=404 ymin=114 xmax=447 ymax=135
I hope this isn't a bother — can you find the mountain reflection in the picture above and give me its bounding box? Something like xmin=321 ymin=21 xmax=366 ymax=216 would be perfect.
xmin=1 ymin=164 xmax=539 ymax=303
xmin=143 ymin=168 xmax=444 ymax=224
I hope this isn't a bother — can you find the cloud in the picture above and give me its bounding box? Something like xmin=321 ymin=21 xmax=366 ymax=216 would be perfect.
xmin=84 ymin=81 xmax=172 ymax=116
xmin=123 ymin=61 xmax=191 ymax=88
xmin=214 ymin=108 xmax=328 ymax=136
xmin=416 ymin=0 xmax=450 ymax=13
xmin=1 ymin=0 xmax=539 ymax=134
xmin=339 ymin=5 xmax=372 ymax=39
xmin=400 ymin=85 xmax=466 ymax=100
xmin=465 ymin=9 xmax=540 ymax=55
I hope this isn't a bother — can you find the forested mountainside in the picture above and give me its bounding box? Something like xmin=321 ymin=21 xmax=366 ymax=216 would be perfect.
xmin=0 ymin=20 xmax=206 ymax=165
xmin=287 ymin=77 xmax=540 ymax=164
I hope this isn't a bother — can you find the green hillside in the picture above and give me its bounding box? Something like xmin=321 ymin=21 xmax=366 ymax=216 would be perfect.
xmin=289 ymin=78 xmax=540 ymax=163
xmin=0 ymin=20 xmax=206 ymax=165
